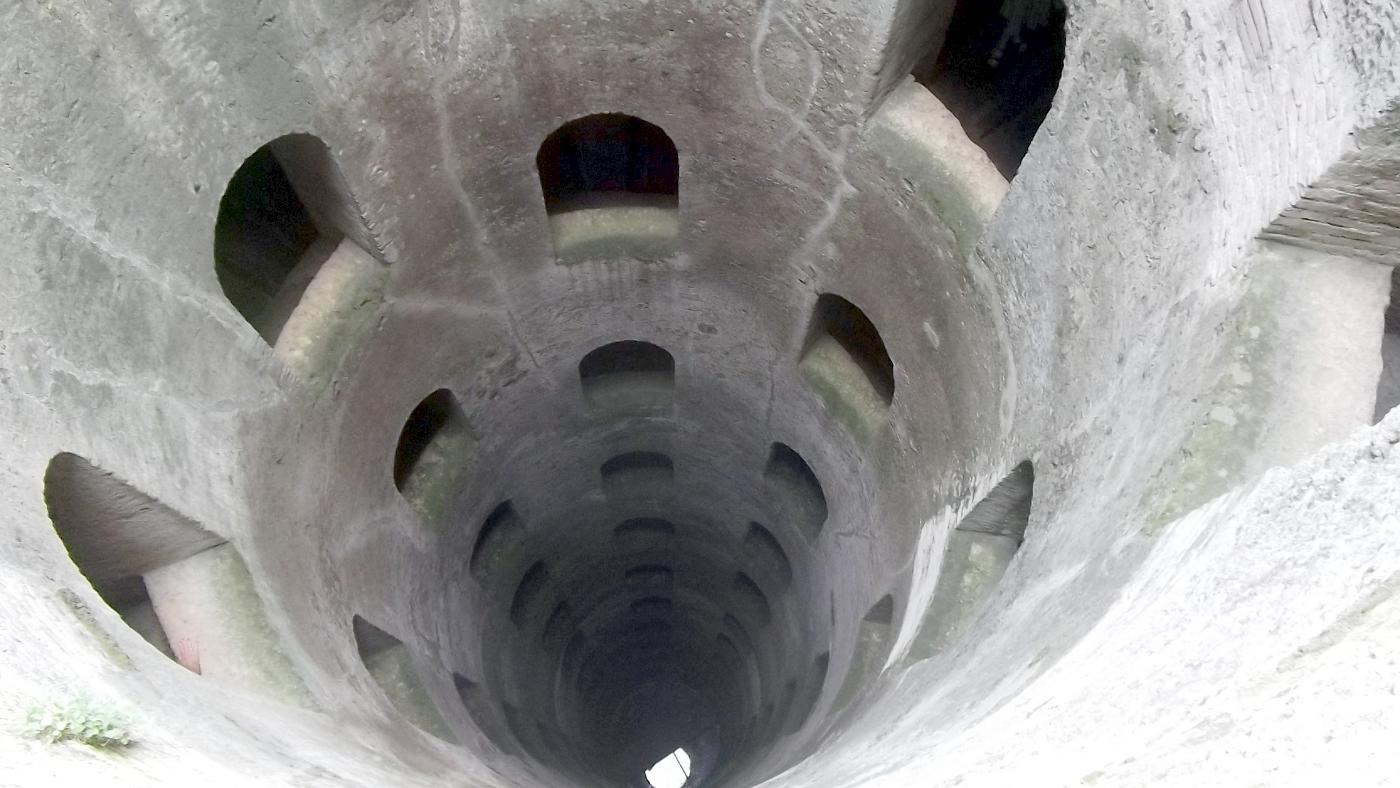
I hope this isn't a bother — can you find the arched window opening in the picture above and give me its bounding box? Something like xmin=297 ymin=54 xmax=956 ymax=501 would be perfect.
xmin=43 ymin=453 xmax=307 ymax=702
xmin=912 ymin=0 xmax=1066 ymax=177
xmin=732 ymin=572 xmax=773 ymax=628
xmin=578 ymin=340 xmax=675 ymax=413
xmin=45 ymin=454 xmax=218 ymax=665
xmin=800 ymin=294 xmax=895 ymax=437
xmin=744 ymin=522 xmax=794 ymax=590
xmin=626 ymin=564 xmax=675 ymax=592
xmin=471 ymin=501 xmax=525 ymax=582
xmin=715 ymin=633 xmax=742 ymax=666
xmin=1376 ymin=267 xmax=1399 ymax=423
xmin=763 ymin=443 xmax=829 ymax=541
xmin=536 ymin=114 xmax=679 ymax=263
xmin=352 ymin=616 xmax=455 ymax=741
xmin=509 ymin=561 xmax=551 ymax=627
xmin=543 ymin=601 xmax=575 ymax=648
xmin=454 ymin=672 xmax=517 ymax=754
xmin=770 ymin=679 xmax=798 ymax=741
xmin=614 ymin=517 xmax=677 ymax=540
xmin=910 ymin=461 xmax=1034 ymax=661
xmin=832 ymin=595 xmax=896 ymax=716
xmin=785 ymin=652 xmax=830 ymax=734
xmin=601 ymin=450 xmax=676 ymax=496
xmin=645 ymin=747 xmax=692 ymax=788
xmin=393 ymin=389 xmax=475 ymax=525
xmin=215 ymin=134 xmax=386 ymax=371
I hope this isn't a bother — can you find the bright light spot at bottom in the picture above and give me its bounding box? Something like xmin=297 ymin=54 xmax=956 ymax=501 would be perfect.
xmin=646 ymin=747 xmax=692 ymax=788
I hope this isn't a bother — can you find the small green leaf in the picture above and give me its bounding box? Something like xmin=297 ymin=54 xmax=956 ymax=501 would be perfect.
xmin=22 ymin=695 xmax=134 ymax=749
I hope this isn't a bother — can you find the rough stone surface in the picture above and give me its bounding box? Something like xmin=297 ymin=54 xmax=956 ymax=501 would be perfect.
xmin=0 ymin=1 xmax=1398 ymax=786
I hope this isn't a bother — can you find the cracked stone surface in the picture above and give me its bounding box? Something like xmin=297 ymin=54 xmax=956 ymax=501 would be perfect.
xmin=1 ymin=1 xmax=1399 ymax=786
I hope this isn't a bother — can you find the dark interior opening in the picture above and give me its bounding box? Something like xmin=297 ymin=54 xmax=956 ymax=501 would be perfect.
xmin=454 ymin=672 xmax=516 ymax=753
xmin=786 ymin=652 xmax=829 ymax=735
xmin=537 ymin=114 xmax=679 ymax=214
xmin=763 ymin=443 xmax=830 ymax=541
xmin=909 ymin=461 xmax=1036 ymax=661
xmin=351 ymin=614 xmax=455 ymax=741
xmin=626 ymin=564 xmax=675 ymax=591
xmin=744 ymin=522 xmax=794 ymax=590
xmin=510 ymin=562 xmax=552 ymax=627
xmin=601 ymin=451 xmax=676 ymax=491
xmin=732 ymin=572 xmax=773 ymax=628
xmin=43 ymin=453 xmax=226 ymax=665
xmin=614 ymin=517 xmax=677 ymax=540
xmin=352 ymin=615 xmax=403 ymax=663
xmin=215 ymin=143 xmax=320 ymax=333
xmin=580 ymin=341 xmax=676 ymax=382
xmin=471 ymin=501 xmax=525 ymax=581
xmin=579 ymin=340 xmax=676 ymax=412
xmin=865 ymin=595 xmax=894 ymax=626
xmin=958 ymin=460 xmax=1035 ymax=542
xmin=805 ymin=294 xmax=896 ymax=407
xmin=913 ymin=0 xmax=1066 ymax=178
xmin=393 ymin=389 xmax=471 ymax=504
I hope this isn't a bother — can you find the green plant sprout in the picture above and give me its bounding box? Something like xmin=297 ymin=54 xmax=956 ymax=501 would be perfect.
xmin=23 ymin=694 xmax=134 ymax=749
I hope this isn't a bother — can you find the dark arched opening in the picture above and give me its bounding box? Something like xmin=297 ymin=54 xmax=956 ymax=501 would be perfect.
xmin=536 ymin=115 xmax=680 ymax=262
xmin=214 ymin=134 xmax=386 ymax=366
xmin=913 ymin=0 xmax=1066 ymax=177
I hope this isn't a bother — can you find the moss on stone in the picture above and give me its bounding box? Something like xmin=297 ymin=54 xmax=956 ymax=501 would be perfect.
xmin=869 ymin=123 xmax=991 ymax=259
xmin=197 ymin=546 xmax=315 ymax=707
xmin=400 ymin=428 xmax=474 ymax=529
xmin=1144 ymin=269 xmax=1280 ymax=533
xmin=906 ymin=531 xmax=1018 ymax=662
xmin=799 ymin=337 xmax=887 ymax=442
xmin=549 ymin=206 xmax=679 ymax=265
xmin=273 ymin=240 xmax=389 ymax=394
xmin=363 ymin=646 xmax=456 ymax=743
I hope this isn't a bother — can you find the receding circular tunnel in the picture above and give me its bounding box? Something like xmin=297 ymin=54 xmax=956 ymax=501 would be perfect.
xmin=44 ymin=62 xmax=1032 ymax=788
xmin=454 ymin=333 xmax=854 ymax=786
xmin=180 ymin=90 xmax=1023 ymax=785
xmin=135 ymin=11 xmax=1058 ymax=781
xmin=339 ymin=197 xmax=1020 ymax=786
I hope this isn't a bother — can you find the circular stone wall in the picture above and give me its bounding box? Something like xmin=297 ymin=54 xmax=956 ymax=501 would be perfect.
xmin=2 ymin=3 xmax=1400 ymax=788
